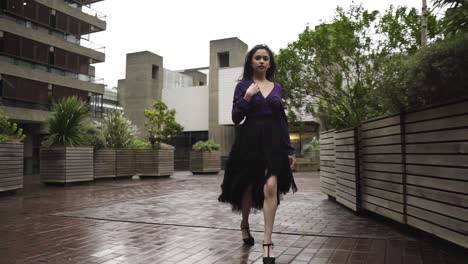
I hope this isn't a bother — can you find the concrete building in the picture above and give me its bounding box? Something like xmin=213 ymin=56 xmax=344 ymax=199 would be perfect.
xmin=118 ymin=37 xmax=319 ymax=169
xmin=118 ymin=50 xmax=210 ymax=169
xmin=99 ymin=85 xmax=121 ymax=116
xmin=0 ymin=0 xmax=106 ymax=174
xmin=117 ymin=51 xmax=164 ymax=138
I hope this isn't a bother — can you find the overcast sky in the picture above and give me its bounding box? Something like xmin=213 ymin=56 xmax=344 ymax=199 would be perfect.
xmin=91 ymin=1 xmax=427 ymax=88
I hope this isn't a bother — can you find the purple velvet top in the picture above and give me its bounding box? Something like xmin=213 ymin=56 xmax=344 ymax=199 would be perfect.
xmin=231 ymin=80 xmax=295 ymax=155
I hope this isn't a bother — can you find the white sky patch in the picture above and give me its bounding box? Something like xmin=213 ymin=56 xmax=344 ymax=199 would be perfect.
xmin=90 ymin=0 xmax=426 ymax=88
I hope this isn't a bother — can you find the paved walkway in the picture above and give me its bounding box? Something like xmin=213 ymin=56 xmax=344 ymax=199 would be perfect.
xmin=0 ymin=172 xmax=466 ymax=264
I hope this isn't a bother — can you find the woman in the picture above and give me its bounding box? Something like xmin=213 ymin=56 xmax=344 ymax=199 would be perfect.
xmin=218 ymin=44 xmax=297 ymax=263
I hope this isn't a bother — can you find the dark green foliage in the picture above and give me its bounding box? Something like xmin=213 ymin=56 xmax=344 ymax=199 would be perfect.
xmin=434 ymin=0 xmax=468 ymax=37
xmin=383 ymin=33 xmax=468 ymax=110
xmin=42 ymin=96 xmax=90 ymax=147
xmin=192 ymin=139 xmax=220 ymax=151
xmin=0 ymin=111 xmax=25 ymax=143
xmin=101 ymin=109 xmax=135 ymax=149
xmin=276 ymin=4 xmax=441 ymax=129
xmin=144 ymin=100 xmax=183 ymax=149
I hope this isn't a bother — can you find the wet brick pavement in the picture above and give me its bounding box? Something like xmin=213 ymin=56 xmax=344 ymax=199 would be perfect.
xmin=0 ymin=171 xmax=466 ymax=263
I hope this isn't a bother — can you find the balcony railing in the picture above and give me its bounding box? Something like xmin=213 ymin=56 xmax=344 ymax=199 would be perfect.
xmin=66 ymin=1 xmax=107 ymax=21
xmin=0 ymin=12 xmax=105 ymax=53
xmin=0 ymin=55 xmax=104 ymax=85
xmin=68 ymin=0 xmax=105 ymax=7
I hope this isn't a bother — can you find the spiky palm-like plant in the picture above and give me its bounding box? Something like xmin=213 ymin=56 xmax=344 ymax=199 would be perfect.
xmin=102 ymin=109 xmax=135 ymax=148
xmin=43 ymin=96 xmax=90 ymax=147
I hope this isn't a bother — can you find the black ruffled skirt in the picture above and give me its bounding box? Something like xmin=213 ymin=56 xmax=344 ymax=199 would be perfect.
xmin=218 ymin=116 xmax=297 ymax=211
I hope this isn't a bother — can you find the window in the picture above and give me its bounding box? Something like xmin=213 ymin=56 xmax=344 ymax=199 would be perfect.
xmin=0 ymin=74 xmax=3 ymax=97
xmin=4 ymin=32 xmax=20 ymax=56
xmin=152 ymin=65 xmax=159 ymax=79
xmin=0 ymin=30 xmax=3 ymax=52
xmin=199 ymin=81 xmax=204 ymax=86
xmin=89 ymin=92 xmax=103 ymax=118
xmin=50 ymin=13 xmax=56 ymax=28
xmin=218 ymin=52 xmax=229 ymax=68
xmin=48 ymin=46 xmax=54 ymax=65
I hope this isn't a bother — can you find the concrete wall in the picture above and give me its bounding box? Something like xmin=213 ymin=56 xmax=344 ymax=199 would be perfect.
xmin=180 ymin=69 xmax=207 ymax=86
xmin=0 ymin=19 xmax=105 ymax=62
xmin=0 ymin=105 xmax=49 ymax=123
xmin=0 ymin=60 xmax=104 ymax=94
xmin=218 ymin=67 xmax=243 ymax=125
xmin=208 ymin=38 xmax=247 ymax=156
xmin=162 ymin=85 xmax=208 ymax=132
xmin=118 ymin=51 xmax=163 ymax=138
xmin=163 ymin=69 xmax=193 ymax=90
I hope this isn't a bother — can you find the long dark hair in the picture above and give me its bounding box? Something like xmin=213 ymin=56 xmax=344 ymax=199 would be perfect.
xmin=241 ymin=44 xmax=276 ymax=82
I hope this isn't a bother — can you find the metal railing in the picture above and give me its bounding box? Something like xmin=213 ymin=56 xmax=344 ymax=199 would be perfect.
xmin=0 ymin=55 xmax=104 ymax=85
xmin=0 ymin=12 xmax=105 ymax=53
xmin=66 ymin=1 xmax=107 ymax=21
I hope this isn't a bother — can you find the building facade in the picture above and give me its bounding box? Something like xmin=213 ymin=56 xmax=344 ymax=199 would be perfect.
xmin=0 ymin=0 xmax=106 ymax=174
xmin=118 ymin=38 xmax=320 ymax=169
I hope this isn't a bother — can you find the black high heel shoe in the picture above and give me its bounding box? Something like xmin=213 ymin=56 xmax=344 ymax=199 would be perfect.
xmin=263 ymin=242 xmax=275 ymax=264
xmin=241 ymin=226 xmax=254 ymax=246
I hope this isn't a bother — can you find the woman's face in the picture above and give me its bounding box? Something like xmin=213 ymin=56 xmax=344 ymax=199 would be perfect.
xmin=251 ymin=49 xmax=270 ymax=73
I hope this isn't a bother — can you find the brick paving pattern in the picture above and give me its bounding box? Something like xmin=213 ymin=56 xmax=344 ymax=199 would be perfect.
xmin=0 ymin=172 xmax=466 ymax=263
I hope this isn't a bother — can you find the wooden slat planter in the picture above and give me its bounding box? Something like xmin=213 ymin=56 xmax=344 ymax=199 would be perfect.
xmin=40 ymin=147 xmax=93 ymax=183
xmin=319 ymin=130 xmax=336 ymax=198
xmin=0 ymin=143 xmax=23 ymax=192
xmin=319 ymin=99 xmax=468 ymax=248
xmin=135 ymin=149 xmax=174 ymax=177
xmin=94 ymin=149 xmax=116 ymax=179
xmin=190 ymin=150 xmax=221 ymax=174
xmin=115 ymin=149 xmax=135 ymax=177
xmin=360 ymin=114 xmax=405 ymax=223
xmin=296 ymin=151 xmax=319 ymax=172
xmin=335 ymin=128 xmax=359 ymax=212
xmin=403 ymin=100 xmax=468 ymax=248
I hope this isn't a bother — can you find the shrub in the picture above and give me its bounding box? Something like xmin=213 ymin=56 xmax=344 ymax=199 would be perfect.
xmin=192 ymin=139 xmax=220 ymax=151
xmin=128 ymin=139 xmax=175 ymax=150
xmin=374 ymin=33 xmax=468 ymax=112
xmin=302 ymin=137 xmax=320 ymax=153
xmin=0 ymin=111 xmax=26 ymax=144
xmin=101 ymin=109 xmax=135 ymax=149
xmin=404 ymin=33 xmax=468 ymax=109
xmin=128 ymin=139 xmax=151 ymax=150
xmin=144 ymin=100 xmax=183 ymax=149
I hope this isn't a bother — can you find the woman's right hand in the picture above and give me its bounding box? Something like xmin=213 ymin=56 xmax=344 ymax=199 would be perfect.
xmin=244 ymin=83 xmax=260 ymax=101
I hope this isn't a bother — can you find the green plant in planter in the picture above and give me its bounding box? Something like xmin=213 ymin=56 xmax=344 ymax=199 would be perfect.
xmin=0 ymin=111 xmax=25 ymax=143
xmin=101 ymin=109 xmax=135 ymax=149
xmin=84 ymin=121 xmax=105 ymax=149
xmin=192 ymin=139 xmax=220 ymax=151
xmin=42 ymin=96 xmax=91 ymax=147
xmin=129 ymin=139 xmax=151 ymax=149
xmin=302 ymin=137 xmax=320 ymax=154
xmin=144 ymin=100 xmax=183 ymax=149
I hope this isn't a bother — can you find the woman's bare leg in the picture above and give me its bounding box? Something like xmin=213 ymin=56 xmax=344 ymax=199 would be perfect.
xmin=263 ymin=175 xmax=278 ymax=256
xmin=241 ymin=185 xmax=252 ymax=238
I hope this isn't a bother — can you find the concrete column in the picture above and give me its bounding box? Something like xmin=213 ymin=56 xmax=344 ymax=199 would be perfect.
xmin=118 ymin=51 xmax=163 ymax=138
xmin=208 ymin=38 xmax=248 ymax=157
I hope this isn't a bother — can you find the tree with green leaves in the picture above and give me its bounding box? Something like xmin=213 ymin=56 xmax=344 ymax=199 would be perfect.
xmin=144 ymin=100 xmax=183 ymax=149
xmin=434 ymin=0 xmax=468 ymax=37
xmin=276 ymin=4 xmax=440 ymax=130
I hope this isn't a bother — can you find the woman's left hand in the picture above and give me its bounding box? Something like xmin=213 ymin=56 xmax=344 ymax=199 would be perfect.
xmin=288 ymin=155 xmax=296 ymax=170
